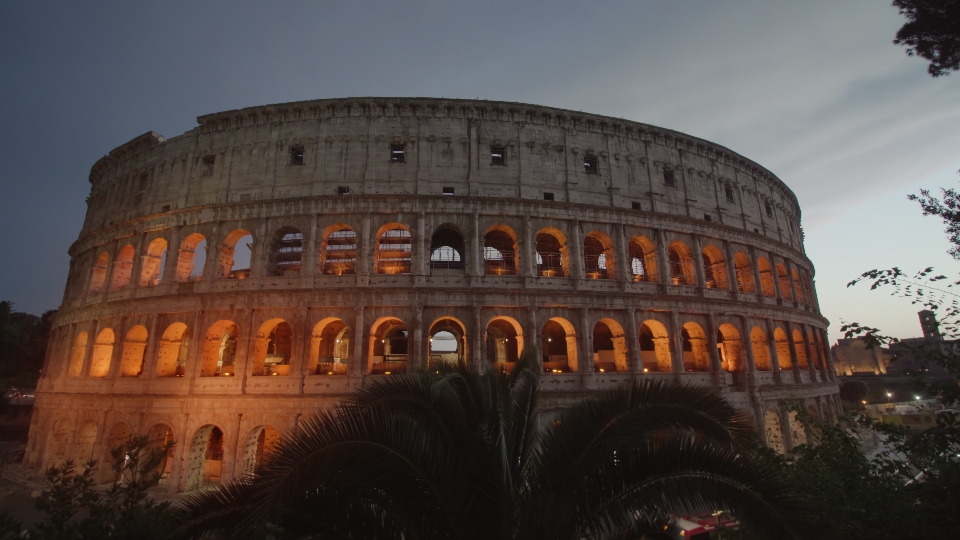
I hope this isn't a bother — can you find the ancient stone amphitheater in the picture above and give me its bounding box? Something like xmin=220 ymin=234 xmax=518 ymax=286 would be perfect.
xmin=26 ymin=98 xmax=839 ymax=492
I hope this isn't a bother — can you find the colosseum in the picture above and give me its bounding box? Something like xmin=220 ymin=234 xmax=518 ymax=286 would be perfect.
xmin=25 ymin=97 xmax=839 ymax=492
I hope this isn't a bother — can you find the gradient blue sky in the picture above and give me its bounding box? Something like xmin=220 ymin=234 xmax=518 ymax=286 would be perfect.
xmin=2 ymin=1 xmax=958 ymax=344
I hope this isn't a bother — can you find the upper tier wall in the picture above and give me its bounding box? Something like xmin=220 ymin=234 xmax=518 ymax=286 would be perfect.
xmin=81 ymin=98 xmax=804 ymax=251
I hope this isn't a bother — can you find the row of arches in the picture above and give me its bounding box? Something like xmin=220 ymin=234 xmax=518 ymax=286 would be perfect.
xmin=50 ymin=421 xmax=280 ymax=491
xmin=85 ymin=222 xmax=812 ymax=305
xmin=64 ymin=313 xmax=829 ymax=379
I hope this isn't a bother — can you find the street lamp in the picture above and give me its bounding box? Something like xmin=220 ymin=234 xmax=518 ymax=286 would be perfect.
xmin=886 ymin=392 xmax=893 ymax=403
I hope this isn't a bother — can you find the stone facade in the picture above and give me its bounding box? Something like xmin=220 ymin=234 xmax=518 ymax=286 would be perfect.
xmin=26 ymin=97 xmax=839 ymax=491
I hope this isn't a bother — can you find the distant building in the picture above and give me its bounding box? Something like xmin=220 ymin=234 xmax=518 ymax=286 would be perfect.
xmin=833 ymin=311 xmax=955 ymax=378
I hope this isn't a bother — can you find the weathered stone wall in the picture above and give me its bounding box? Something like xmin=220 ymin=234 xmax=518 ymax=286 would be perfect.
xmin=29 ymin=98 xmax=839 ymax=493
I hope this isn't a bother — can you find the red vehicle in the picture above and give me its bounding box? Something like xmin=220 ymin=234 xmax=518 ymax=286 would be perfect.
xmin=667 ymin=513 xmax=740 ymax=539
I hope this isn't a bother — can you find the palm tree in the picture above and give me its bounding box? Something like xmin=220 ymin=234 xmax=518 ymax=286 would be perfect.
xmin=179 ymin=350 xmax=806 ymax=539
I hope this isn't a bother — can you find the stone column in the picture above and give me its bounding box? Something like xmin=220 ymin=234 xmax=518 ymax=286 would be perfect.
xmin=821 ymin=329 xmax=837 ymax=381
xmin=303 ymin=215 xmax=319 ymax=278
xmin=655 ymin=229 xmax=670 ymax=287
xmin=141 ymin=315 xmax=160 ymax=382
xmin=748 ymin=246 xmax=765 ymax=300
xmin=723 ymin=240 xmax=739 ymax=293
xmin=410 ymin=305 xmax=423 ymax=371
xmin=626 ymin=309 xmax=641 ymax=373
xmin=741 ymin=316 xmax=758 ymax=378
xmin=292 ymin=307 xmax=308 ymax=391
xmin=706 ymin=312 xmax=725 ymax=388
xmin=351 ymin=307 xmax=365 ymax=376
xmin=569 ymin=219 xmax=583 ymax=282
xmin=766 ymin=318 xmax=782 ymax=384
xmin=162 ymin=227 xmax=181 ymax=284
xmin=81 ymin=320 xmax=100 ymax=377
xmin=471 ymin=212 xmax=482 ymax=277
xmin=579 ymin=308 xmax=592 ymax=373
xmin=614 ymin=224 xmax=630 ymax=284
xmin=201 ymin=222 xmax=222 ymax=282
xmin=691 ymin=234 xmax=707 ymax=288
xmin=779 ymin=408 xmax=795 ymax=453
xmin=250 ymin=218 xmax=267 ymax=278
xmin=522 ymin=215 xmax=535 ymax=278
xmin=670 ymin=311 xmax=684 ymax=375
xmin=359 ymin=214 xmax=373 ymax=277
xmin=228 ymin=413 xmax=244 ymax=483
xmin=802 ymin=324 xmax=819 ymax=382
xmin=473 ymin=305 xmax=484 ymax=372
xmin=526 ymin=307 xmax=539 ymax=365
xmin=107 ymin=317 xmax=128 ymax=380
xmin=771 ymin=257 xmax=784 ymax=302
xmin=186 ymin=311 xmax=205 ymax=392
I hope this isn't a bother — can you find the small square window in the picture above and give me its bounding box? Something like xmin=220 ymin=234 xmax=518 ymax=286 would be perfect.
xmin=754 ymin=228 xmax=760 ymax=233
xmin=631 ymin=201 xmax=642 ymax=210
xmin=583 ymin=155 xmax=599 ymax=174
xmin=337 ymin=186 xmax=350 ymax=196
xmin=161 ymin=205 xmax=170 ymax=212
xmin=543 ymin=192 xmax=555 ymax=201
xmin=442 ymin=187 xmax=454 ymax=195
xmin=704 ymin=214 xmax=712 ymax=222
xmin=491 ymin=146 xmax=506 ymax=166
xmin=200 ymin=155 xmax=215 ymax=177
xmin=138 ymin=173 xmax=150 ymax=192
xmin=663 ymin=170 xmax=676 ymax=187
xmin=390 ymin=144 xmax=405 ymax=163
xmin=290 ymin=145 xmax=305 ymax=165
xmin=765 ymin=203 xmax=773 ymax=217
xmin=725 ymin=186 xmax=735 ymax=202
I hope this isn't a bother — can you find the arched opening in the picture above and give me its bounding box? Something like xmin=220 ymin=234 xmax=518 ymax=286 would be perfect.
xmin=323 ymin=227 xmax=357 ymax=275
xmin=774 ymin=328 xmax=791 ymax=369
xmin=788 ymin=410 xmax=809 ymax=447
xmin=483 ymin=227 xmax=517 ymax=276
xmin=240 ymin=425 xmax=281 ymax=478
xmin=311 ymin=318 xmax=350 ymax=375
xmin=89 ymin=252 xmax=110 ymax=294
xmin=639 ymin=320 xmax=672 ymax=372
xmin=430 ymin=227 xmax=465 ymax=272
xmin=184 ymin=425 xmax=224 ymax=491
xmin=253 ymin=319 xmax=293 ymax=376
xmin=757 ymin=257 xmax=776 ymax=297
xmin=376 ymin=226 xmax=412 ymax=274
xmin=717 ymin=324 xmax=743 ymax=372
xmin=776 ymin=263 xmax=793 ymax=301
xmin=119 ymin=325 xmax=148 ymax=377
xmin=268 ymin=227 xmax=303 ymax=276
xmin=667 ymin=241 xmax=695 ymax=286
xmin=177 ymin=233 xmax=207 ymax=282
xmin=68 ymin=331 xmax=89 ymax=378
xmin=89 ymin=328 xmax=115 ymax=378
xmin=628 ymin=236 xmax=658 ymax=283
xmin=701 ymin=245 xmax=729 ymax=289
xmin=733 ymin=252 xmax=755 ymax=293
xmin=146 ymin=424 xmax=175 ymax=484
xmin=98 ymin=422 xmax=131 ymax=483
xmin=764 ymin=410 xmax=786 ymax=454
xmin=792 ymin=268 xmax=805 ymax=304
xmin=486 ymin=317 xmax=522 ymax=371
xmin=429 ymin=318 xmax=466 ymax=368
xmin=593 ymin=319 xmax=627 ymax=372
xmin=808 ymin=330 xmax=824 ymax=370
xmin=681 ymin=323 xmax=710 ymax=372
xmin=370 ymin=318 xmax=408 ymax=374
xmin=751 ymin=327 xmax=771 ymax=371
xmin=139 ymin=238 xmax=168 ymax=287
xmin=583 ymin=233 xmax=615 ymax=280
xmin=542 ymin=318 xmax=577 ymax=373
xmin=75 ymin=422 xmax=97 ymax=464
xmin=110 ymin=245 xmax=136 ymax=291
xmin=222 ymin=230 xmax=253 ymax=279
xmin=157 ymin=323 xmax=191 ymax=378
xmin=535 ymin=230 xmax=566 ymax=277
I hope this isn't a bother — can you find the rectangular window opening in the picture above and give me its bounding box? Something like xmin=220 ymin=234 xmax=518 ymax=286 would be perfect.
xmin=631 ymin=202 xmax=642 ymax=210
xmin=725 ymin=186 xmax=735 ymax=202
xmin=583 ymin=155 xmax=599 ymax=175
xmin=491 ymin=146 xmax=506 ymax=166
xmin=543 ymin=192 xmax=555 ymax=201
xmin=765 ymin=203 xmax=773 ymax=217
xmin=390 ymin=144 xmax=406 ymax=163
xmin=704 ymin=214 xmax=712 ymax=222
xmin=201 ymin=155 xmax=215 ymax=177
xmin=161 ymin=205 xmax=170 ymax=212
xmin=442 ymin=187 xmax=455 ymax=195
xmin=290 ymin=145 xmax=305 ymax=165
xmin=337 ymin=186 xmax=350 ymax=196
xmin=663 ymin=170 xmax=675 ymax=187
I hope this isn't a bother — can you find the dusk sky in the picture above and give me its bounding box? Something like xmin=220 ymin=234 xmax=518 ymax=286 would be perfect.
xmin=2 ymin=1 xmax=958 ymax=344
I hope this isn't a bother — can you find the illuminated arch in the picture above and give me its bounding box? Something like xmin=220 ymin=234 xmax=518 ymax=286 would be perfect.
xmin=764 ymin=410 xmax=785 ymax=454
xmin=268 ymin=226 xmax=304 ymax=276
xmin=776 ymin=263 xmax=792 ymax=301
xmin=176 ymin=233 xmax=207 ymax=282
xmin=98 ymin=422 xmax=132 ymax=483
xmin=593 ymin=318 xmax=627 ymax=372
xmin=240 ymin=425 xmax=281 ymax=477
xmin=139 ymin=238 xmax=168 ymax=287
xmin=774 ymin=327 xmax=791 ymax=369
xmin=221 ymin=229 xmax=253 ymax=279
xmin=535 ymin=228 xmax=567 ymax=277
xmin=751 ymin=327 xmax=771 ymax=371
xmin=583 ymin=232 xmax=615 ymax=280
xmin=792 ymin=268 xmax=805 ymax=304
xmin=184 ymin=425 xmax=224 ymax=491
xmin=428 ymin=317 xmax=467 ymax=368
xmin=89 ymin=328 xmax=116 ymax=378
xmin=628 ymin=235 xmax=658 ymax=283
xmin=253 ymin=318 xmax=293 ymax=376
xmin=375 ymin=224 xmax=412 ymax=275
xmin=542 ymin=317 xmax=577 ymax=373
xmin=369 ymin=317 xmax=408 ymax=374
xmin=67 ymin=331 xmax=89 ymax=378
xmin=701 ymin=244 xmax=729 ymax=289
xmin=119 ymin=325 xmax=149 ymax=377
xmin=484 ymin=225 xmax=518 ymax=276
xmin=322 ymin=224 xmax=357 ymax=275
xmin=757 ymin=257 xmax=776 ymax=297
xmin=681 ymin=322 xmax=710 ymax=372
xmin=157 ymin=322 xmax=191 ymax=378
xmin=667 ymin=241 xmax=695 ymax=285
xmin=110 ymin=245 xmax=136 ymax=291
xmin=486 ymin=316 xmax=524 ymax=369
xmin=88 ymin=251 xmax=110 ymax=294
xmin=639 ymin=319 xmax=672 ymax=372
xmin=717 ymin=323 xmax=742 ymax=372
xmin=733 ymin=251 xmax=755 ymax=293
xmin=310 ymin=317 xmax=351 ymax=375
xmin=430 ymin=226 xmax=466 ymax=272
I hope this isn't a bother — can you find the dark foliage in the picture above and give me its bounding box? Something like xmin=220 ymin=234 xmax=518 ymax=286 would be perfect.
xmin=0 ymin=301 xmax=54 ymax=388
xmin=179 ymin=351 xmax=806 ymax=540
xmin=893 ymin=0 xmax=960 ymax=77
xmin=838 ymin=380 xmax=869 ymax=404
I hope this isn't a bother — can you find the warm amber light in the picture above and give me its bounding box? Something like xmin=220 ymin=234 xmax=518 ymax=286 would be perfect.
xmin=384 ymin=371 xmax=391 ymax=375
xmin=643 ymin=368 xmax=649 ymax=373
xmin=598 ymin=368 xmax=605 ymax=372
xmin=328 ymin=371 xmax=334 ymax=375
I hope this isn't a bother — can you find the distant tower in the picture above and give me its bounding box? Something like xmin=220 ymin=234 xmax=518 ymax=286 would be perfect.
xmin=918 ymin=310 xmax=942 ymax=340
